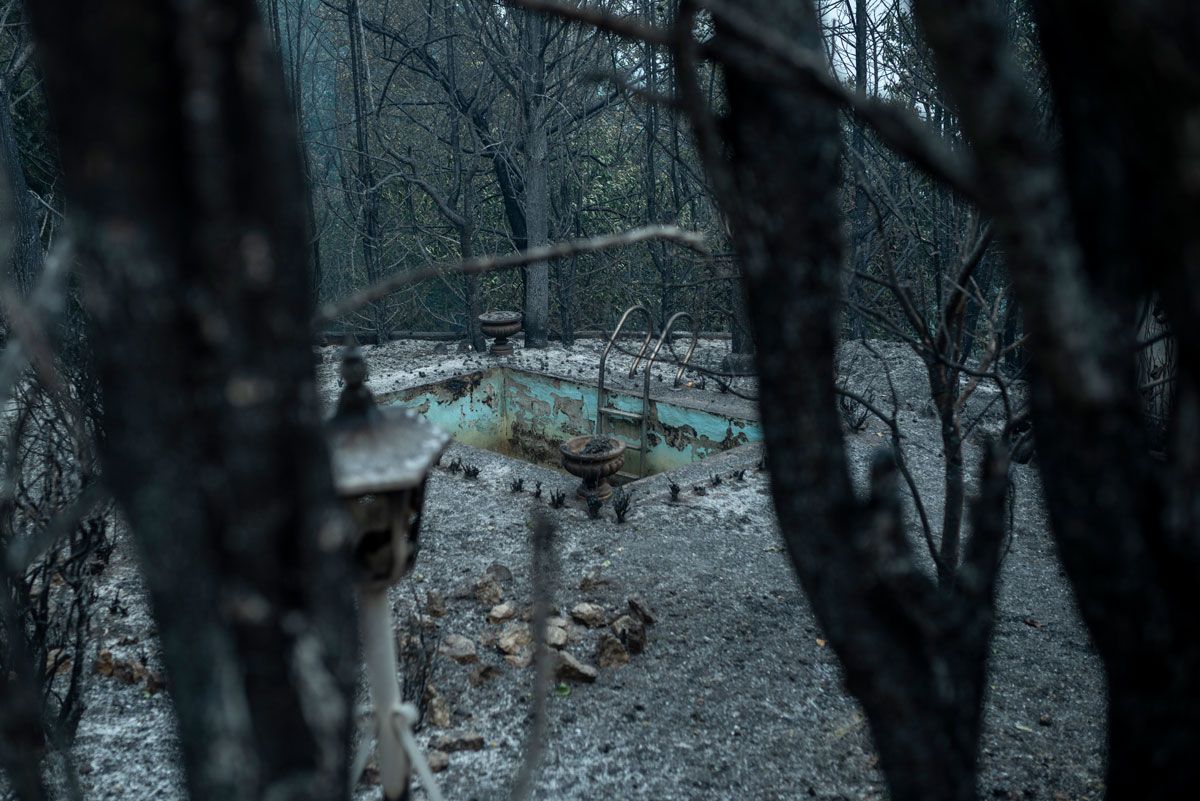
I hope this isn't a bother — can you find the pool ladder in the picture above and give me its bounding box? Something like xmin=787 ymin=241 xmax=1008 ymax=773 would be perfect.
xmin=596 ymin=305 xmax=699 ymax=480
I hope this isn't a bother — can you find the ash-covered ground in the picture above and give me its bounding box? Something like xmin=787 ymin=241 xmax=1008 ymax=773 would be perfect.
xmin=18 ymin=338 xmax=1105 ymax=801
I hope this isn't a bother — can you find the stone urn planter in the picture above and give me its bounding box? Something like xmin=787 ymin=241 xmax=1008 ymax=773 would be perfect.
xmin=478 ymin=311 xmax=522 ymax=356
xmin=560 ymin=435 xmax=626 ymax=501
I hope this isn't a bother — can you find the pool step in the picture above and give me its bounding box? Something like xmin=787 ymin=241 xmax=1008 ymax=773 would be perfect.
xmin=601 ymin=406 xmax=643 ymax=422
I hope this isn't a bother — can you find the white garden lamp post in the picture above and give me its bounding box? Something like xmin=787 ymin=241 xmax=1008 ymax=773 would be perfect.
xmin=327 ymin=346 xmax=449 ymax=801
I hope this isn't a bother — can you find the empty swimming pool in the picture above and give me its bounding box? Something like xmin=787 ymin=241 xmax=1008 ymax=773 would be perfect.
xmin=378 ymin=367 xmax=761 ymax=479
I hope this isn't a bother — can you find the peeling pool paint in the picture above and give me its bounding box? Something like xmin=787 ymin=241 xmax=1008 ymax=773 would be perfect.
xmin=379 ymin=367 xmax=762 ymax=478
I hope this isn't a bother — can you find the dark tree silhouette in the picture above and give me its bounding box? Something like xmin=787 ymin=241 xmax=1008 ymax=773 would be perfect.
xmin=25 ymin=2 xmax=358 ymax=799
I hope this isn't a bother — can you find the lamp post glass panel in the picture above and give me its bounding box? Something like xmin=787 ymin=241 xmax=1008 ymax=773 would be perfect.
xmin=327 ymin=346 xmax=449 ymax=801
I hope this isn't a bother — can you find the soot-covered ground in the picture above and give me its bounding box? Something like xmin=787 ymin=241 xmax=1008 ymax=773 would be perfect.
xmin=19 ymin=338 xmax=1104 ymax=801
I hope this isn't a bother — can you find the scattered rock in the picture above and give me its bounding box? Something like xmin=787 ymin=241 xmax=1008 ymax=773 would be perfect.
xmin=94 ymin=650 xmax=166 ymax=694
xmin=571 ymin=602 xmax=608 ymax=628
xmin=426 ymin=689 xmax=452 ymax=728
xmin=425 ymin=591 xmax=447 ymax=618
xmin=627 ymin=596 xmax=656 ymax=626
xmin=545 ymin=623 xmax=569 ymax=649
xmin=487 ymin=602 xmax=517 ymax=624
xmin=474 ymin=576 xmax=504 ymax=606
xmin=521 ymin=606 xmax=563 ymax=623
xmin=427 ymin=750 xmax=450 ymax=773
xmin=505 ymin=650 xmax=533 ymax=669
xmin=468 ymin=665 xmax=502 ymax=687
xmin=555 ymin=651 xmax=598 ymax=683
xmin=579 ymin=568 xmax=610 ymax=592
xmin=595 ymin=633 xmax=630 ymax=668
xmin=486 ymin=562 xmax=513 ymax=583
xmin=497 ymin=622 xmax=532 ymax=655
xmin=1038 ymin=713 xmax=1053 ymax=727
xmin=144 ymin=670 xmax=168 ymax=695
xmin=439 ymin=634 xmax=478 ymax=664
xmin=431 ymin=731 xmax=484 ymax=753
xmin=610 ymin=615 xmax=646 ymax=654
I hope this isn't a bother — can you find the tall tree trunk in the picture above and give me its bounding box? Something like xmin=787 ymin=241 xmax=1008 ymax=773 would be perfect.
xmin=676 ymin=3 xmax=1007 ymax=799
xmin=0 ymin=80 xmax=41 ymax=296
xmin=26 ymin=3 xmax=357 ymax=799
xmin=913 ymin=1 xmax=1200 ymax=795
xmin=848 ymin=0 xmax=869 ymax=339
xmin=0 ymin=571 xmax=47 ymax=801
xmin=728 ymin=276 xmax=755 ymax=357
xmin=460 ymin=203 xmax=485 ymax=352
xmin=268 ymin=0 xmax=321 ymax=300
xmin=347 ymin=0 xmax=384 ymax=342
xmin=929 ymin=362 xmax=965 ymax=585
xmin=522 ymin=10 xmax=549 ymax=348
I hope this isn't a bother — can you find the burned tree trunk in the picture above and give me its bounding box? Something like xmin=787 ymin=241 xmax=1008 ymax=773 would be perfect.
xmin=913 ymin=0 xmax=1200 ymax=795
xmin=674 ymin=3 xmax=1009 ymax=799
xmin=521 ymin=9 xmax=551 ymax=349
xmin=347 ymin=0 xmax=386 ymax=343
xmin=26 ymin=2 xmax=357 ymax=800
xmin=0 ymin=79 xmax=40 ymax=297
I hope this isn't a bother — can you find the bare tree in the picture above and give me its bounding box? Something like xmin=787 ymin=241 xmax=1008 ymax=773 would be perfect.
xmin=912 ymin=0 xmax=1200 ymax=795
xmin=25 ymin=2 xmax=358 ymax=799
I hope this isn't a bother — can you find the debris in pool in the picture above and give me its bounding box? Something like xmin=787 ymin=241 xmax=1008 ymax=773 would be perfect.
xmin=586 ymin=496 xmax=603 ymax=519
xmin=581 ymin=435 xmax=619 ymax=456
xmin=613 ymin=489 xmax=632 ymax=524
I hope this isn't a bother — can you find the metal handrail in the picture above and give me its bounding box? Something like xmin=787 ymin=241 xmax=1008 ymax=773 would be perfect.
xmin=644 ymin=311 xmax=699 ymax=390
xmin=597 ymin=304 xmax=655 ymax=436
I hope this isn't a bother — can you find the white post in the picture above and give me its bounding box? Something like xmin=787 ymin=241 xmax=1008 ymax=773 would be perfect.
xmin=358 ymin=587 xmax=410 ymax=801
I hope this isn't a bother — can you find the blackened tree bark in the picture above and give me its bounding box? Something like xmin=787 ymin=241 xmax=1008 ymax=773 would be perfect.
xmin=0 ymin=77 xmax=40 ymax=296
xmin=912 ymin=0 xmax=1200 ymax=796
xmin=347 ymin=0 xmax=385 ymax=342
xmin=847 ymin=0 xmax=870 ymax=340
xmin=727 ymin=275 xmax=755 ymax=359
xmin=0 ymin=569 xmax=46 ymax=800
xmin=25 ymin=2 xmax=357 ymax=800
xmin=521 ymin=9 xmax=551 ymax=348
xmin=674 ymin=2 xmax=1009 ymax=799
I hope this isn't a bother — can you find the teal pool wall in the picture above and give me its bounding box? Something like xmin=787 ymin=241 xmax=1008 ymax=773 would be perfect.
xmin=380 ymin=368 xmax=761 ymax=477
